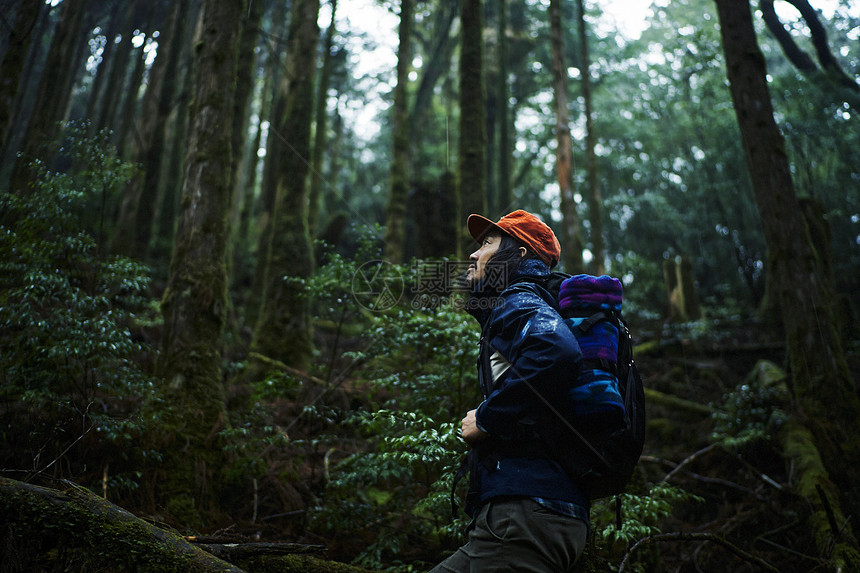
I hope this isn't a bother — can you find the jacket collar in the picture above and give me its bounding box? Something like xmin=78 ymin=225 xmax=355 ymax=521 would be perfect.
xmin=464 ymin=259 xmax=552 ymax=325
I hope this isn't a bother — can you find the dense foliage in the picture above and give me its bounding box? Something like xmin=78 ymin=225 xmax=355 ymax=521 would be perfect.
xmin=0 ymin=126 xmax=157 ymax=498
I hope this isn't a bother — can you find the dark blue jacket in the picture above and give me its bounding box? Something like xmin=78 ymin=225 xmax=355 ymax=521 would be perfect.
xmin=465 ymin=259 xmax=588 ymax=512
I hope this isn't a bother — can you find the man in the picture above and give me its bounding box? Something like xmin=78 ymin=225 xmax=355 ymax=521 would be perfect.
xmin=432 ymin=210 xmax=589 ymax=572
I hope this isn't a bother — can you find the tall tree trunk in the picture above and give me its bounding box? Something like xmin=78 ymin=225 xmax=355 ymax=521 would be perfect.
xmin=83 ymin=1 xmax=123 ymax=128
xmin=408 ymin=2 xmax=457 ymax=128
xmin=112 ymin=0 xmax=187 ymax=259
xmin=229 ymin=0 xmax=265 ymax=239
xmin=151 ymin=0 xmax=200 ymax=264
xmin=0 ymin=1 xmax=52 ymax=173
xmin=483 ymin=2 xmax=497 ymax=216
xmin=714 ymin=0 xmax=860 ymax=566
xmin=8 ymin=0 xmax=89 ymax=194
xmin=384 ymin=0 xmax=413 ymax=264
xmin=94 ymin=0 xmax=140 ymax=135
xmin=247 ymin=0 xmax=290 ymax=324
xmin=457 ymin=0 xmax=486 ymax=258
xmin=115 ymin=11 xmax=153 ymax=160
xmin=308 ymin=0 xmax=338 ymax=242
xmin=576 ymin=0 xmax=603 ymax=274
xmin=549 ymin=0 xmax=582 ymax=273
xmin=155 ymin=0 xmax=244 ymax=521
xmin=0 ymin=0 xmax=43 ymax=158
xmin=251 ymin=0 xmax=320 ymax=370
xmin=496 ymin=0 xmax=512 ymax=215
xmin=235 ymin=66 xmax=272 ymax=270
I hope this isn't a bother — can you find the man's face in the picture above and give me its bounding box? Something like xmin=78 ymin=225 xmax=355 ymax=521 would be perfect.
xmin=466 ymin=232 xmax=501 ymax=284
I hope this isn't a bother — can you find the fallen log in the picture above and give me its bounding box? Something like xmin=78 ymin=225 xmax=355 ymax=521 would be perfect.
xmin=0 ymin=477 xmax=244 ymax=572
xmin=194 ymin=541 xmax=327 ymax=560
xmin=0 ymin=477 xmax=372 ymax=573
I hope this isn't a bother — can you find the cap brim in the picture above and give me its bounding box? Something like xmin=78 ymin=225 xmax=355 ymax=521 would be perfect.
xmin=467 ymin=214 xmax=501 ymax=243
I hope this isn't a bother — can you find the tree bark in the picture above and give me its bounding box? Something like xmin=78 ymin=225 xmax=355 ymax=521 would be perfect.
xmin=457 ymin=0 xmax=487 ymax=258
xmin=549 ymin=0 xmax=583 ymax=273
xmin=576 ymin=0 xmax=604 ymax=275
xmin=152 ymin=0 xmax=200 ymax=263
xmin=115 ymin=6 xmax=156 ymax=160
xmin=8 ymin=0 xmax=89 ymax=194
xmin=0 ymin=0 xmax=43 ymax=158
xmin=308 ymin=0 xmax=338 ymax=242
xmin=713 ymin=0 xmax=860 ymax=566
xmin=384 ymin=0 xmax=413 ymax=264
xmin=155 ymin=0 xmax=244 ymax=519
xmin=251 ymin=0 xmax=320 ymax=370
xmin=112 ymin=0 xmax=188 ymax=259
xmin=496 ymin=0 xmax=512 ymax=215
xmin=93 ymin=0 xmax=141 ymax=135
xmin=409 ymin=2 xmax=457 ymax=129
xmin=229 ymin=0 xmax=265 ymax=243
xmin=247 ymin=0 xmax=290 ymax=324
xmin=83 ymin=1 xmax=123 ymax=128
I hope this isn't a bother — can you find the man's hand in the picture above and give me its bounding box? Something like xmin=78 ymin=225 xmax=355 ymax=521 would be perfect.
xmin=461 ymin=409 xmax=488 ymax=445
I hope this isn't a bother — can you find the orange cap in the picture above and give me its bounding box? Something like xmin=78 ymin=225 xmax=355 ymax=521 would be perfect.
xmin=467 ymin=210 xmax=561 ymax=268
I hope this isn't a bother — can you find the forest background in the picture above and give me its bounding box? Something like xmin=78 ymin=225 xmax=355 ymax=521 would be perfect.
xmin=1 ymin=0 xmax=859 ymax=571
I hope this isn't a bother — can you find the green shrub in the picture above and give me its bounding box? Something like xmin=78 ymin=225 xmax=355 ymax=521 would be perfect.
xmin=309 ymin=410 xmax=468 ymax=571
xmin=0 ymin=126 xmax=155 ymax=494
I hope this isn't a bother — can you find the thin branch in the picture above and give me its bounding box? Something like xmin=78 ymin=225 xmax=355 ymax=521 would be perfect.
xmin=662 ymin=443 xmax=717 ymax=483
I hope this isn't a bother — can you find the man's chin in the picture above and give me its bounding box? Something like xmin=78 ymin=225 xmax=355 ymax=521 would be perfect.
xmin=456 ymin=270 xmax=477 ymax=291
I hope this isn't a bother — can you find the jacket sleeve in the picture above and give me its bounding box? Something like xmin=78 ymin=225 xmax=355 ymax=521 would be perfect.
xmin=475 ymin=287 xmax=582 ymax=440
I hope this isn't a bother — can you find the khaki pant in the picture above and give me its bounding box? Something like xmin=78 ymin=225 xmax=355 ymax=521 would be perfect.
xmin=430 ymin=498 xmax=588 ymax=573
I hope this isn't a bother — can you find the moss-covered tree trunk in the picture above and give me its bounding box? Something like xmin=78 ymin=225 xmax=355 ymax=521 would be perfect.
xmin=384 ymin=0 xmax=413 ymax=264
xmin=549 ymin=0 xmax=583 ymax=273
xmin=714 ymin=0 xmax=860 ymax=566
xmin=155 ymin=0 xmax=244 ymax=523
xmin=457 ymin=0 xmax=487 ymax=258
xmin=251 ymin=0 xmax=320 ymax=371
xmin=0 ymin=478 xmax=372 ymax=573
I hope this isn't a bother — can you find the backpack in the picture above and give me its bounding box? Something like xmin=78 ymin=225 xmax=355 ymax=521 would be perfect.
xmin=450 ymin=273 xmax=646 ymax=517
xmin=547 ymin=273 xmax=646 ymax=500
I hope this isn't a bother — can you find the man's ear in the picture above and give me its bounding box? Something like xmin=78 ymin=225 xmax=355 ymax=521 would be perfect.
xmin=519 ymin=247 xmax=527 ymax=258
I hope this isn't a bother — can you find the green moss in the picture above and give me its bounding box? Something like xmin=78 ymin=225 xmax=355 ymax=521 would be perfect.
xmin=781 ymin=420 xmax=859 ymax=569
xmin=1 ymin=482 xmax=198 ymax=572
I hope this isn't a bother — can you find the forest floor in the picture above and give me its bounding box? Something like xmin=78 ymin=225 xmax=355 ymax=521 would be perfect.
xmin=204 ymin=316 xmax=856 ymax=572
xmin=7 ymin=316 xmax=855 ymax=572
